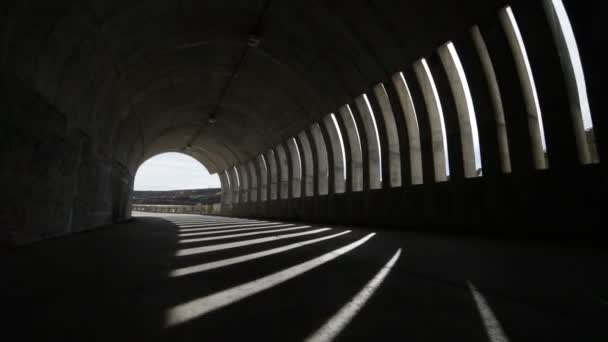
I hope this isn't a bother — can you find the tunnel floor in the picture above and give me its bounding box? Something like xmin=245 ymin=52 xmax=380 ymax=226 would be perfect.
xmin=4 ymin=214 xmax=607 ymax=341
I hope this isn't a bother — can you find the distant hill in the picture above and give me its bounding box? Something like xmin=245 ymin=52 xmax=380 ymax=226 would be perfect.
xmin=132 ymin=188 xmax=221 ymax=205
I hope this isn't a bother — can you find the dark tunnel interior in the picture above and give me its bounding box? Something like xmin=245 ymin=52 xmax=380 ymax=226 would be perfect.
xmin=1 ymin=0 xmax=606 ymax=340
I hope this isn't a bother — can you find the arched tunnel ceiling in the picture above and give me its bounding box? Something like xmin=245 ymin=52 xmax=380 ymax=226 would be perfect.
xmin=2 ymin=0 xmax=508 ymax=174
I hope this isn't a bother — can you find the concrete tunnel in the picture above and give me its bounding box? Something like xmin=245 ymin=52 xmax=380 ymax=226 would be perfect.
xmin=1 ymin=0 xmax=606 ymax=340
xmin=2 ymin=0 xmax=604 ymax=245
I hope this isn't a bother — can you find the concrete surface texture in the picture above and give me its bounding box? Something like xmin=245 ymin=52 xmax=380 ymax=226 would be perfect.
xmin=3 ymin=213 xmax=607 ymax=341
xmin=1 ymin=1 xmax=605 ymax=246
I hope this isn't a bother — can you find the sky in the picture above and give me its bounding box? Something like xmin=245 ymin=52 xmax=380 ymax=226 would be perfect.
xmin=134 ymin=152 xmax=221 ymax=191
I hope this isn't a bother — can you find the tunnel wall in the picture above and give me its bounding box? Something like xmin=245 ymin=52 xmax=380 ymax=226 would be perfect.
xmin=1 ymin=0 xmax=604 ymax=246
xmin=1 ymin=76 xmax=132 ymax=246
xmin=224 ymin=167 xmax=603 ymax=237
xmin=219 ymin=1 xmax=606 ymax=241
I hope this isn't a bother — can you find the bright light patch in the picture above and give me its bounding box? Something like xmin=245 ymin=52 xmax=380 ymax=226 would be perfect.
xmin=504 ymin=6 xmax=548 ymax=153
xmin=134 ymin=152 xmax=221 ymax=191
xmin=179 ymin=225 xmax=313 ymax=244
xmin=421 ymin=59 xmax=451 ymax=177
xmin=446 ymin=42 xmax=483 ymax=172
xmin=305 ymin=249 xmax=402 ymax=342
xmin=544 ymin=0 xmax=597 ymax=164
xmin=177 ymin=221 xmax=278 ymax=229
xmin=233 ymin=166 xmax=240 ymax=188
xmin=362 ymin=94 xmax=383 ymax=182
xmin=170 ymin=231 xmax=351 ymax=277
xmin=175 ymin=228 xmax=332 ymax=256
xmin=550 ymin=0 xmax=592 ymax=130
xmin=469 ymin=282 xmax=510 ymax=342
xmin=179 ymin=224 xmax=296 ymax=237
xmin=166 ymin=233 xmax=375 ymax=327
xmin=260 ymin=154 xmax=269 ymax=174
xmin=292 ymin=137 xmax=303 ymax=179
xmin=330 ymin=113 xmax=347 ymax=180
xmin=179 ymin=226 xmax=310 ymax=244
xmin=345 ymin=105 xmax=362 ymax=153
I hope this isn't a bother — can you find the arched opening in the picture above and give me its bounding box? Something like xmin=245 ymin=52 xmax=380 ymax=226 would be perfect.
xmin=132 ymin=152 xmax=221 ymax=215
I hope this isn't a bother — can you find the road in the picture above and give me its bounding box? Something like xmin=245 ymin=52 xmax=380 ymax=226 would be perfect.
xmin=4 ymin=213 xmax=607 ymax=341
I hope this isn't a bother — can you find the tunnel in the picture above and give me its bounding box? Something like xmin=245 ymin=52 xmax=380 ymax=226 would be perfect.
xmin=2 ymin=0 xmax=606 ymax=340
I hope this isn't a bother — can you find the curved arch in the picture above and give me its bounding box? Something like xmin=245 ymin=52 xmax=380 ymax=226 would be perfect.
xmin=275 ymin=145 xmax=290 ymax=200
xmin=322 ymin=114 xmax=346 ymax=194
xmin=338 ymin=104 xmax=364 ymax=192
xmin=354 ymin=94 xmax=383 ymax=189
xmin=438 ymin=42 xmax=483 ymax=178
xmin=266 ymin=149 xmax=279 ymax=200
xmin=392 ymin=72 xmax=424 ymax=185
xmin=139 ymin=124 xmax=236 ymax=172
xmin=499 ymin=6 xmax=548 ymax=170
xmin=229 ymin=166 xmax=240 ymax=205
xmin=247 ymin=160 xmax=259 ymax=202
xmin=414 ymin=58 xmax=450 ymax=182
xmin=238 ymin=164 xmax=250 ymax=203
xmin=373 ymin=83 xmax=402 ymax=187
xmin=287 ymin=138 xmax=303 ymax=198
xmin=258 ymin=154 xmax=269 ymax=202
xmin=219 ymin=170 xmax=233 ymax=208
xmin=310 ymin=123 xmax=329 ymax=196
xmin=297 ymin=132 xmax=315 ymax=197
xmin=132 ymin=152 xmax=220 ymax=198
xmin=471 ymin=26 xmax=512 ymax=174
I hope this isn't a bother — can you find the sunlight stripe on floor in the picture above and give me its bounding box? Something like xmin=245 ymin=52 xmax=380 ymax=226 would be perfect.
xmin=468 ymin=282 xmax=510 ymax=342
xmin=179 ymin=224 xmax=296 ymax=237
xmin=305 ymin=249 xmax=402 ymax=342
xmin=166 ymin=233 xmax=376 ymax=327
xmin=175 ymin=221 xmax=256 ymax=226
xmin=176 ymin=221 xmax=276 ymax=229
xmin=179 ymin=226 xmax=313 ymax=244
xmin=169 ymin=218 xmax=255 ymax=223
xmin=178 ymin=222 xmax=284 ymax=232
xmin=171 ymin=231 xmax=352 ymax=277
xmin=171 ymin=221 xmax=246 ymax=226
xmin=175 ymin=228 xmax=332 ymax=256
xmin=171 ymin=220 xmax=262 ymax=225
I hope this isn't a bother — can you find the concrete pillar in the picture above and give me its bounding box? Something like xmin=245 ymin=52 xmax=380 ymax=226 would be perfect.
xmin=428 ymin=53 xmax=465 ymax=181
xmin=322 ymin=114 xmax=346 ymax=194
xmin=265 ymin=149 xmax=279 ymax=200
xmin=406 ymin=68 xmax=437 ymax=185
xmin=354 ymin=94 xmax=382 ymax=189
xmin=413 ymin=59 xmax=451 ymax=182
xmin=498 ymin=6 xmax=549 ymax=170
xmin=229 ymin=166 xmax=240 ymax=205
xmin=247 ymin=161 xmax=258 ymax=203
xmin=372 ymin=83 xmax=402 ymax=188
xmin=219 ymin=170 xmax=232 ymax=210
xmin=276 ymin=144 xmax=290 ymax=200
xmin=562 ymin=1 xmax=605 ymax=167
xmin=309 ymin=123 xmax=329 ymax=196
xmin=438 ymin=42 xmax=482 ymax=179
xmin=297 ymin=132 xmax=315 ymax=197
xmin=480 ymin=19 xmax=536 ymax=173
xmin=463 ymin=27 xmax=511 ymax=176
xmin=238 ymin=164 xmax=249 ymax=203
xmin=337 ymin=105 xmax=364 ymax=192
xmin=286 ymin=138 xmax=302 ymax=198
xmin=510 ymin=1 xmax=581 ymax=169
xmin=257 ymin=155 xmax=269 ymax=202
xmin=391 ymin=72 xmax=423 ymax=185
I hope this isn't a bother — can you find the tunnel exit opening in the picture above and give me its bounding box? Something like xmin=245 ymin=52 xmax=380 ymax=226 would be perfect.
xmin=132 ymin=152 xmax=221 ymax=215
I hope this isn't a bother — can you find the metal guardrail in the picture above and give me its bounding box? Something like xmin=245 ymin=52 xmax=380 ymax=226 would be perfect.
xmin=132 ymin=203 xmax=221 ymax=215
